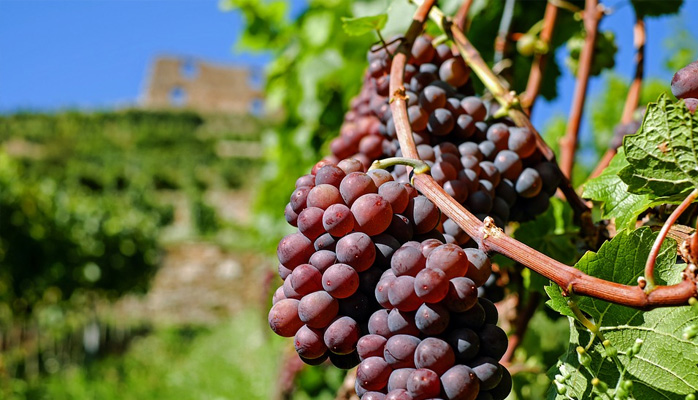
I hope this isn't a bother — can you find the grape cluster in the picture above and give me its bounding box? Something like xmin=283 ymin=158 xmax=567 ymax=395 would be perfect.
xmin=671 ymin=60 xmax=698 ymax=114
xmin=269 ymin=160 xmax=511 ymax=399
xmin=326 ymin=35 xmax=562 ymax=230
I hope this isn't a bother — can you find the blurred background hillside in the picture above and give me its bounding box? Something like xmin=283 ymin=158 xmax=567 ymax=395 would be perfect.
xmin=1 ymin=0 xmax=697 ymax=399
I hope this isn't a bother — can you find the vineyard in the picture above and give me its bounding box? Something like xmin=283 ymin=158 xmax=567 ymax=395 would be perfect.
xmin=0 ymin=110 xmax=267 ymax=398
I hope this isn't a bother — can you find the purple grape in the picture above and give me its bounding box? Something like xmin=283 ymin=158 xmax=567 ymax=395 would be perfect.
xmin=388 ymin=309 xmax=420 ymax=336
xmin=268 ymin=298 xmax=303 ymax=337
xmin=414 ymin=266 xmax=450 ymax=303
xmin=295 ymin=325 xmax=328 ymax=360
xmin=324 ymin=316 xmax=360 ymax=355
xmin=413 ymin=337 xmax=455 ymax=375
xmin=289 ymin=263 xmax=323 ymax=295
xmin=388 ymin=368 xmax=416 ymax=392
xmin=405 ymin=196 xmax=441 ymax=234
xmin=428 ymin=108 xmax=455 ymax=136
xmin=314 ymin=232 xmax=337 ymax=251
xmin=336 ymin=232 xmax=376 ymax=272
xmin=357 ymin=357 xmax=392 ymax=391
xmin=463 ymin=248 xmax=491 ymax=287
xmin=352 ymin=193 xmax=393 ymax=236
xmin=309 ymin=250 xmax=337 ymax=273
xmin=415 ymin=303 xmax=451 ymax=335
xmin=357 ymin=334 xmax=388 ymax=361
xmin=277 ymin=233 xmax=314 ymax=268
xmin=307 ymin=183 xmax=343 ymax=209
xmin=315 ymin=164 xmax=346 ymax=187
xmin=384 ymin=334 xmax=421 ymax=369
xmin=446 ymin=328 xmax=480 ymax=362
xmin=515 ymin=168 xmax=543 ymax=198
xmin=368 ymin=309 xmax=392 ymax=337
xmin=406 ymin=368 xmax=441 ymax=399
xmin=426 ymin=244 xmax=470 ymax=279
xmin=298 ymin=291 xmax=338 ymax=328
xmin=477 ymin=324 xmax=508 ymax=360
xmin=440 ymin=365 xmax=480 ymax=400
xmin=322 ymin=263 xmax=359 ymax=299
xmin=323 ymin=203 xmax=355 ymax=237
xmin=671 ymin=60 xmax=698 ymax=99
xmin=444 ymin=277 xmax=478 ymax=312
xmin=340 ymin=172 xmax=378 ymax=206
xmin=391 ymin=246 xmax=427 ymax=277
xmin=389 ymin=275 xmax=421 ymax=311
xmin=470 ymin=357 xmax=503 ymax=390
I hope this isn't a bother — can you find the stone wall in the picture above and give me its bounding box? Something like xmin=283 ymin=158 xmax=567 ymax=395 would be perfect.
xmin=142 ymin=57 xmax=262 ymax=114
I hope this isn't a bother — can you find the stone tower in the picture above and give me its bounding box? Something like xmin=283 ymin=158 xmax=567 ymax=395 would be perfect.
xmin=142 ymin=56 xmax=262 ymax=114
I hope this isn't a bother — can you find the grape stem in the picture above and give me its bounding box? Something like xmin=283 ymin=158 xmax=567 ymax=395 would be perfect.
xmin=644 ymin=188 xmax=698 ymax=291
xmin=588 ymin=17 xmax=645 ymax=180
xmin=521 ymin=1 xmax=559 ymax=113
xmin=392 ymin=2 xmax=698 ymax=310
xmin=559 ymin=0 xmax=604 ymax=179
xmin=369 ymin=157 xmax=430 ymax=175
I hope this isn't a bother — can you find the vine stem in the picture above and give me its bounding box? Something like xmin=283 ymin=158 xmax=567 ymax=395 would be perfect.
xmin=588 ymin=17 xmax=645 ymax=180
xmin=453 ymin=0 xmax=474 ymax=31
xmin=644 ymin=188 xmax=698 ymax=291
xmin=417 ymin=1 xmax=591 ymax=221
xmin=559 ymin=0 xmax=603 ymax=179
xmin=494 ymin=0 xmax=516 ymax=64
xmin=522 ymin=1 xmax=559 ymax=113
xmin=501 ymin=291 xmax=540 ymax=365
xmin=393 ymin=2 xmax=697 ymax=310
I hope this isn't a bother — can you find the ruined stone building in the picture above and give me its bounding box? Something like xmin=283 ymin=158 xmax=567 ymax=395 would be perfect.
xmin=141 ymin=56 xmax=262 ymax=115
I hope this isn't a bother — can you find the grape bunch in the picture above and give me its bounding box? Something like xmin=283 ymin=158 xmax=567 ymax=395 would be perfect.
xmin=269 ymin=160 xmax=512 ymax=399
xmin=671 ymin=60 xmax=698 ymax=114
xmin=326 ymin=35 xmax=562 ymax=231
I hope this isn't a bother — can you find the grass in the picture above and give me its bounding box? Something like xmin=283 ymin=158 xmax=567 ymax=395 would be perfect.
xmin=6 ymin=310 xmax=287 ymax=400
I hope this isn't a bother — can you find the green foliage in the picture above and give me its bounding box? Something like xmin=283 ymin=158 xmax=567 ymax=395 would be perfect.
xmin=465 ymin=0 xmax=583 ymax=101
xmin=566 ymin=30 xmax=617 ymax=77
xmin=4 ymin=311 xmax=286 ymax=400
xmin=586 ymin=73 xmax=669 ymax=162
xmin=341 ymin=13 xmax=388 ymax=36
xmin=513 ymin=198 xmax=580 ymax=293
xmin=0 ymin=153 xmax=167 ymax=309
xmin=0 ymin=110 xmax=261 ymax=312
xmin=620 ymin=94 xmax=698 ymax=197
xmin=224 ymin=0 xmax=381 ymax=244
xmin=583 ymin=149 xmax=666 ymax=231
xmin=514 ymin=198 xmax=579 ymax=266
xmin=664 ymin=25 xmax=698 ymax=73
xmin=546 ymin=228 xmax=698 ymax=399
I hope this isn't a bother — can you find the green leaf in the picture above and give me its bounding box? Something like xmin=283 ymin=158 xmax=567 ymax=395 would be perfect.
xmin=514 ymin=198 xmax=579 ymax=292
xmin=583 ymin=149 xmax=662 ymax=231
xmin=631 ymin=0 xmax=683 ymax=18
xmin=340 ymin=14 xmax=387 ymax=36
xmin=619 ymin=94 xmax=698 ymax=197
xmin=546 ymin=228 xmax=698 ymax=398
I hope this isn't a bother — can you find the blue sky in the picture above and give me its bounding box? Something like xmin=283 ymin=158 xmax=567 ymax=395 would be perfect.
xmin=0 ymin=0 xmax=696 ymax=132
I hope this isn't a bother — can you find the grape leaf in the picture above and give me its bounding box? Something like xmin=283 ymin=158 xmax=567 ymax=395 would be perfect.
xmin=514 ymin=198 xmax=579 ymax=292
xmin=545 ymin=228 xmax=698 ymax=399
xmin=631 ymin=0 xmax=683 ymax=18
xmin=619 ymin=94 xmax=698 ymax=197
xmin=341 ymin=14 xmax=388 ymax=36
xmin=583 ymin=149 xmax=663 ymax=231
